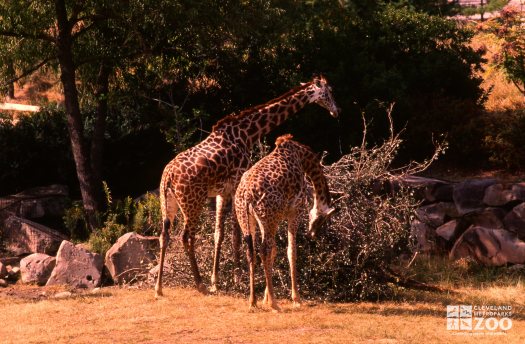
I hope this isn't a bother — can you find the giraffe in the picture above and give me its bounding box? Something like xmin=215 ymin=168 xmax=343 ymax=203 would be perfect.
xmin=155 ymin=76 xmax=339 ymax=298
xmin=235 ymin=134 xmax=335 ymax=311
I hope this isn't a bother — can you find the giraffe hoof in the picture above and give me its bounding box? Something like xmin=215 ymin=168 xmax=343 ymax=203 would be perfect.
xmin=209 ymin=285 xmax=218 ymax=294
xmin=154 ymin=288 xmax=163 ymax=299
xmin=292 ymin=301 xmax=301 ymax=308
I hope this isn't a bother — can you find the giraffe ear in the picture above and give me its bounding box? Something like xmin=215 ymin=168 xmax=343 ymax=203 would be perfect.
xmin=300 ymin=82 xmax=307 ymax=86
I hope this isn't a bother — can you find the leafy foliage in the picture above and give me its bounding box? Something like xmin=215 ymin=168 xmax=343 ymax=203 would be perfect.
xmin=490 ymin=6 xmax=525 ymax=96
xmin=0 ymin=109 xmax=74 ymax=195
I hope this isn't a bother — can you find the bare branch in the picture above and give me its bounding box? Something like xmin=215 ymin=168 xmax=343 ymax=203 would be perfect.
xmin=1 ymin=57 xmax=56 ymax=87
xmin=0 ymin=30 xmax=54 ymax=42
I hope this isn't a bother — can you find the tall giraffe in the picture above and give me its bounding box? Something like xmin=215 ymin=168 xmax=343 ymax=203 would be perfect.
xmin=235 ymin=134 xmax=335 ymax=311
xmin=155 ymin=76 xmax=339 ymax=297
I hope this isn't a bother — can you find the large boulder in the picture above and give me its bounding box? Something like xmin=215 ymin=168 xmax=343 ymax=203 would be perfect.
xmin=461 ymin=207 xmax=506 ymax=229
xmin=20 ymin=253 xmax=56 ymax=285
xmin=483 ymin=183 xmax=525 ymax=207
xmin=1 ymin=216 xmax=68 ymax=255
xmin=503 ymin=202 xmax=525 ymax=241
xmin=391 ymin=175 xmax=454 ymax=203
xmin=410 ymin=219 xmax=437 ymax=253
xmin=415 ymin=202 xmax=459 ymax=227
xmin=105 ymin=232 xmax=159 ymax=284
xmin=46 ymin=241 xmax=104 ymax=289
xmin=453 ymin=179 xmax=497 ymax=216
xmin=0 ymin=184 xmax=69 ymax=219
xmin=450 ymin=226 xmax=525 ymax=266
xmin=436 ymin=220 xmax=458 ymax=241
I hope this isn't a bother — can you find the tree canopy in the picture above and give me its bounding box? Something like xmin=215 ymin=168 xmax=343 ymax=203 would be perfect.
xmin=0 ymin=1 xmax=485 ymax=220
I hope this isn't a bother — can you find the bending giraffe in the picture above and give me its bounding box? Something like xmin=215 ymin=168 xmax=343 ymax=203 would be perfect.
xmin=155 ymin=76 xmax=339 ymax=297
xmin=235 ymin=134 xmax=335 ymax=311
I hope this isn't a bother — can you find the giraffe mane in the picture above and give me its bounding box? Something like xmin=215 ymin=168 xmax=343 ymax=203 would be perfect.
xmin=275 ymin=134 xmax=294 ymax=146
xmin=275 ymin=134 xmax=317 ymax=160
xmin=211 ymin=80 xmax=315 ymax=132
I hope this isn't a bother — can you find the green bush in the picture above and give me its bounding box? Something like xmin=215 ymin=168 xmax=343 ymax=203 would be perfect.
xmin=63 ymin=201 xmax=90 ymax=242
xmin=133 ymin=192 xmax=162 ymax=236
xmin=0 ymin=109 xmax=75 ymax=195
xmin=64 ymin=185 xmax=163 ymax=255
xmin=88 ymin=214 xmax=128 ymax=255
xmin=482 ymin=110 xmax=525 ymax=169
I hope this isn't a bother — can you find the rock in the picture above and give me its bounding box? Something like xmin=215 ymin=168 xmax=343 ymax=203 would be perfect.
xmin=0 ymin=184 xmax=69 ymax=219
xmin=105 ymin=232 xmax=159 ymax=284
xmin=46 ymin=241 xmax=104 ymax=289
xmin=0 ymin=279 xmax=7 ymax=287
xmin=20 ymin=253 xmax=56 ymax=285
xmin=411 ymin=219 xmax=436 ymax=253
xmin=54 ymin=291 xmax=73 ymax=299
xmin=391 ymin=175 xmax=454 ymax=203
xmin=450 ymin=226 xmax=525 ymax=266
xmin=416 ymin=202 xmax=458 ymax=227
xmin=483 ymin=183 xmax=525 ymax=207
xmin=7 ymin=266 xmax=20 ymax=281
xmin=453 ymin=179 xmax=497 ymax=216
xmin=503 ymin=203 xmax=525 ymax=241
xmin=1 ymin=216 xmax=68 ymax=255
xmin=463 ymin=207 xmax=506 ymax=229
xmin=436 ymin=220 xmax=458 ymax=241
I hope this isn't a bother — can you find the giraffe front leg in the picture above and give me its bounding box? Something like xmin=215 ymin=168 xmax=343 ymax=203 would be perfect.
xmin=210 ymin=195 xmax=227 ymax=293
xmin=155 ymin=218 xmax=171 ymax=298
xmin=287 ymin=214 xmax=301 ymax=307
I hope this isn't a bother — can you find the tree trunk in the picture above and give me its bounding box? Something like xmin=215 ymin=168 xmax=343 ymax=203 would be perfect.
xmin=90 ymin=63 xmax=110 ymax=208
xmin=6 ymin=61 xmax=15 ymax=99
xmin=55 ymin=0 xmax=100 ymax=230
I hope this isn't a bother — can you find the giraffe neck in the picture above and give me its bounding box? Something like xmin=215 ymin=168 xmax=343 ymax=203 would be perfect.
xmin=304 ymin=158 xmax=332 ymax=215
xmin=213 ymin=82 xmax=317 ymax=145
xmin=244 ymin=87 xmax=312 ymax=144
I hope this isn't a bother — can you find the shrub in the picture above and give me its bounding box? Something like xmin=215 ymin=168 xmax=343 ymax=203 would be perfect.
xmin=482 ymin=109 xmax=525 ymax=169
xmin=65 ymin=184 xmax=163 ymax=254
xmin=133 ymin=192 xmax=162 ymax=236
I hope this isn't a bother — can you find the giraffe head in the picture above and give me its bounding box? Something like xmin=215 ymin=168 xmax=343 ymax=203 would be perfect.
xmin=307 ymin=76 xmax=340 ymax=117
xmin=308 ymin=206 xmax=335 ymax=238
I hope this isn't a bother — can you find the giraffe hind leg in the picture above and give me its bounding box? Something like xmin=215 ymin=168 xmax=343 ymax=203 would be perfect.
xmin=155 ymin=218 xmax=171 ymax=298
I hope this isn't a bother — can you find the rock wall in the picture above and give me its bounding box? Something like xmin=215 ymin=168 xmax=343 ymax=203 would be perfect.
xmin=402 ymin=176 xmax=525 ymax=265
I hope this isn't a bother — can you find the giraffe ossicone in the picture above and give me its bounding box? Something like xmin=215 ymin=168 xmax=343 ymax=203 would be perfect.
xmin=155 ymin=76 xmax=339 ymax=298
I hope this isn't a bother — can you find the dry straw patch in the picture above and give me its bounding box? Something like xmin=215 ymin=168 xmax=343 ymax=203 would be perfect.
xmin=0 ymin=285 xmax=524 ymax=343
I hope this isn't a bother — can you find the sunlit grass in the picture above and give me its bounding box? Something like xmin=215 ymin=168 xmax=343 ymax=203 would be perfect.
xmin=1 ymin=256 xmax=524 ymax=344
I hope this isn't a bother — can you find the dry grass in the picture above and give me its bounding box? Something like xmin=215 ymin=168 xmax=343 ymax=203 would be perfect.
xmin=0 ymin=279 xmax=524 ymax=344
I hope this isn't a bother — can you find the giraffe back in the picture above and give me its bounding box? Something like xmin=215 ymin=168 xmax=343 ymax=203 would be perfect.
xmin=235 ymin=135 xmax=325 ymax=226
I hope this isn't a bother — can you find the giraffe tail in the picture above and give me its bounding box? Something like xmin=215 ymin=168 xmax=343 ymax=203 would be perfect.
xmin=155 ymin=182 xmax=178 ymax=298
